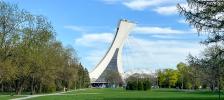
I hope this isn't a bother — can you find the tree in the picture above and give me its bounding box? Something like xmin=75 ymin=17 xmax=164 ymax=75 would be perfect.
xmin=176 ymin=62 xmax=188 ymax=89
xmin=104 ymin=69 xmax=123 ymax=87
xmin=0 ymin=1 xmax=90 ymax=94
xmin=178 ymin=0 xmax=224 ymax=44
xmin=157 ymin=70 xmax=166 ymax=88
xmin=0 ymin=1 xmax=29 ymax=93
xmin=178 ymin=1 xmax=224 ymax=98
xmin=187 ymin=54 xmax=203 ymax=90
xmin=157 ymin=69 xmax=179 ymax=88
xmin=83 ymin=68 xmax=90 ymax=88
xmin=143 ymin=78 xmax=151 ymax=90
xmin=188 ymin=46 xmax=224 ymax=91
xmin=126 ymin=73 xmax=151 ymax=91
xmin=126 ymin=75 xmax=138 ymax=90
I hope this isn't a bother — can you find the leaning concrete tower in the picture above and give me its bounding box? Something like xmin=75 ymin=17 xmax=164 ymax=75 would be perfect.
xmin=90 ymin=20 xmax=135 ymax=86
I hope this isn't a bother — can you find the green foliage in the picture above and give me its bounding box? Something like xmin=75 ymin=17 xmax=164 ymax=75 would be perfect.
xmin=178 ymin=0 xmax=224 ymax=44
xmin=0 ymin=1 xmax=90 ymax=94
xmin=178 ymin=2 xmax=224 ymax=98
xmin=143 ymin=79 xmax=151 ymax=90
xmin=156 ymin=62 xmax=205 ymax=90
xmin=176 ymin=62 xmax=195 ymax=89
xmin=126 ymin=73 xmax=151 ymax=91
xmin=186 ymin=46 xmax=224 ymax=91
xmin=137 ymin=80 xmax=143 ymax=90
xmin=157 ymin=69 xmax=179 ymax=88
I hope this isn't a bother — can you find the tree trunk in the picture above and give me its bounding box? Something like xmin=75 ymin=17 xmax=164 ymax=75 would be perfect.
xmin=1 ymin=83 xmax=3 ymax=92
xmin=17 ymin=86 xmax=23 ymax=95
xmin=38 ymin=84 xmax=42 ymax=93
xmin=15 ymin=79 xmax=25 ymax=95
xmin=31 ymin=77 xmax=36 ymax=95
xmin=31 ymin=83 xmax=34 ymax=95
xmin=210 ymin=83 xmax=215 ymax=92
xmin=10 ymin=84 xmax=13 ymax=96
xmin=181 ymin=75 xmax=184 ymax=89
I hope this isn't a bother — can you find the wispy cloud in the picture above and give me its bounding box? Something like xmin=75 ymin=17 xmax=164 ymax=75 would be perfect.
xmin=64 ymin=25 xmax=86 ymax=33
xmin=153 ymin=3 xmax=188 ymax=15
xmin=73 ymin=25 xmax=196 ymax=42
xmin=75 ymin=33 xmax=113 ymax=47
xmin=74 ymin=25 xmax=197 ymax=47
xmin=122 ymin=37 xmax=204 ymax=72
xmin=178 ymin=19 xmax=188 ymax=24
xmin=151 ymin=35 xmax=179 ymax=39
xmin=102 ymin=0 xmax=186 ymax=15
xmin=123 ymin=0 xmax=164 ymax=10
xmin=73 ymin=25 xmax=202 ymax=72
xmin=84 ymin=36 xmax=204 ymax=72
xmin=154 ymin=5 xmax=177 ymax=15
xmin=133 ymin=26 xmax=193 ymax=35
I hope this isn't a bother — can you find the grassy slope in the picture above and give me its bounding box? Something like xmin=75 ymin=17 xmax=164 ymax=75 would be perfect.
xmin=26 ymin=88 xmax=224 ymax=100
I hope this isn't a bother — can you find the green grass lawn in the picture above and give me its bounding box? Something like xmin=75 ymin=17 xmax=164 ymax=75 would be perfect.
xmin=22 ymin=88 xmax=224 ymax=100
xmin=0 ymin=95 xmax=25 ymax=100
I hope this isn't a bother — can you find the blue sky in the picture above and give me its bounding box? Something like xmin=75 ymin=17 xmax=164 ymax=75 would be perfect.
xmin=5 ymin=0 xmax=206 ymax=73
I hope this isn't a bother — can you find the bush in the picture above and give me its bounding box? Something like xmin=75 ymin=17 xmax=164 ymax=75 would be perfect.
xmin=137 ymin=80 xmax=144 ymax=90
xmin=126 ymin=74 xmax=151 ymax=91
xmin=43 ymin=83 xmax=56 ymax=93
xmin=143 ymin=79 xmax=151 ymax=91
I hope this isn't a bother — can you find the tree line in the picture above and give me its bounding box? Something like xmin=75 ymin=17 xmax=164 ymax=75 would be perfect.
xmin=124 ymin=0 xmax=224 ymax=94
xmin=0 ymin=1 xmax=90 ymax=95
xmin=155 ymin=0 xmax=224 ymax=93
xmin=177 ymin=0 xmax=224 ymax=93
xmin=156 ymin=58 xmax=222 ymax=91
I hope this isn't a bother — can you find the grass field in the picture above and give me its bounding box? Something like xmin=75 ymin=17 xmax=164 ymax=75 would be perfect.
xmin=0 ymin=95 xmax=25 ymax=100
xmin=27 ymin=88 xmax=224 ymax=100
xmin=1 ymin=88 xmax=224 ymax=100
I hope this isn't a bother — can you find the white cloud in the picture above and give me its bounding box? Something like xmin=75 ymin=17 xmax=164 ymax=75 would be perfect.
xmin=74 ymin=26 xmax=194 ymax=46
xmin=122 ymin=37 xmax=204 ymax=72
xmin=75 ymin=33 xmax=114 ymax=46
xmin=134 ymin=26 xmax=188 ymax=34
xmin=102 ymin=0 xmax=186 ymax=15
xmin=154 ymin=5 xmax=178 ymax=15
xmin=124 ymin=67 xmax=154 ymax=78
xmin=123 ymin=0 xmax=164 ymax=10
xmin=151 ymin=35 xmax=178 ymax=39
xmin=84 ymin=36 xmax=204 ymax=72
xmin=74 ymin=26 xmax=196 ymax=45
xmin=178 ymin=19 xmax=188 ymax=24
xmin=153 ymin=3 xmax=188 ymax=15
xmin=74 ymin=25 xmax=203 ymax=72
xmin=121 ymin=0 xmax=180 ymax=11
xmin=64 ymin=25 xmax=86 ymax=33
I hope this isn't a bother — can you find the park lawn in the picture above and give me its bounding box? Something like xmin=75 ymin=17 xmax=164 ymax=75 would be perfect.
xmin=0 ymin=95 xmax=25 ymax=100
xmin=25 ymin=88 xmax=224 ymax=100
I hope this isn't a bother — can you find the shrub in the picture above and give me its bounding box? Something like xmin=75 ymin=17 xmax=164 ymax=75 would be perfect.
xmin=126 ymin=74 xmax=151 ymax=91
